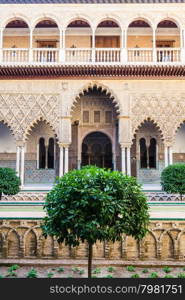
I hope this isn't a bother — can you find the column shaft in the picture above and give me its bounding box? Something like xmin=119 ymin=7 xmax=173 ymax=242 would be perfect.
xmin=59 ymin=146 xmax=64 ymax=177
xmin=20 ymin=146 xmax=25 ymax=187
xmin=169 ymin=146 xmax=173 ymax=165
xmin=121 ymin=147 xmax=126 ymax=174
xmin=164 ymin=146 xmax=168 ymax=167
xmin=64 ymin=146 xmax=69 ymax=173
xmin=126 ymin=147 xmax=131 ymax=176
xmin=16 ymin=146 xmax=20 ymax=176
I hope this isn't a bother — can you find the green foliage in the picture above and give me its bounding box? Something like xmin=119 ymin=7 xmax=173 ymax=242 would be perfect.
xmin=79 ymin=269 xmax=85 ymax=275
xmin=127 ymin=266 xmax=135 ymax=272
xmin=57 ymin=267 xmax=64 ymax=273
xmin=0 ymin=274 xmax=4 ymax=278
xmin=164 ymin=275 xmax=174 ymax=278
xmin=107 ymin=266 xmax=115 ymax=273
xmin=6 ymin=271 xmax=17 ymax=278
xmin=177 ymin=273 xmax=185 ymax=278
xmin=149 ymin=272 xmax=159 ymax=278
xmin=105 ymin=274 xmax=113 ymax=278
xmin=182 ymin=267 xmax=185 ymax=271
xmin=92 ymin=267 xmax=101 ymax=274
xmin=161 ymin=164 xmax=185 ymax=200
xmin=131 ymin=274 xmax=140 ymax=278
xmin=72 ymin=267 xmax=80 ymax=273
xmin=163 ymin=266 xmax=172 ymax=273
xmin=67 ymin=275 xmax=73 ymax=278
xmin=26 ymin=268 xmax=38 ymax=278
xmin=42 ymin=166 xmax=149 ymax=245
xmin=8 ymin=265 xmax=20 ymax=272
xmin=47 ymin=272 xmax=54 ymax=278
xmin=0 ymin=168 xmax=21 ymax=199
xmin=142 ymin=268 xmax=149 ymax=274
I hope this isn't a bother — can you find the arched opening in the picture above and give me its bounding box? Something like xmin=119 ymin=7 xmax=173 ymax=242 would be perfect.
xmin=0 ymin=121 xmax=16 ymax=170
xmin=25 ymin=230 xmax=37 ymax=257
xmin=156 ymin=20 xmax=180 ymax=62
xmin=3 ymin=18 xmax=30 ymax=63
xmin=82 ymin=132 xmax=113 ymax=169
xmin=127 ymin=19 xmax=153 ymax=62
xmin=25 ymin=120 xmax=57 ymax=184
xmin=33 ymin=19 xmax=60 ymax=62
xmin=95 ymin=19 xmax=121 ymax=62
xmin=140 ymin=138 xmax=147 ymax=168
xmin=70 ymin=85 xmax=120 ymax=171
xmin=48 ymin=137 xmax=54 ymax=169
xmin=173 ymin=122 xmax=185 ymax=164
xmin=7 ymin=231 xmax=20 ymax=258
xmin=39 ymin=137 xmax=46 ymax=169
xmin=65 ymin=19 xmax=92 ymax=63
xmin=131 ymin=120 xmax=164 ymax=184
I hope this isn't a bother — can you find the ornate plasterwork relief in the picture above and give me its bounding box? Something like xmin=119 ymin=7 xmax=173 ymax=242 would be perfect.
xmin=131 ymin=93 xmax=185 ymax=146
xmin=0 ymin=93 xmax=59 ymax=141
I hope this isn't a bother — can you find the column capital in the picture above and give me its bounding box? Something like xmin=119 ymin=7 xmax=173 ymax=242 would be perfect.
xmin=58 ymin=142 xmax=70 ymax=148
xmin=16 ymin=140 xmax=25 ymax=147
xmin=120 ymin=142 xmax=132 ymax=149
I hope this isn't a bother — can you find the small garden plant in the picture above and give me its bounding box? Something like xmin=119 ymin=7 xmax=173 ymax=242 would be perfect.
xmin=149 ymin=272 xmax=158 ymax=278
xmin=26 ymin=268 xmax=38 ymax=278
xmin=6 ymin=271 xmax=17 ymax=278
xmin=0 ymin=168 xmax=21 ymax=200
xmin=164 ymin=275 xmax=174 ymax=278
xmin=57 ymin=267 xmax=65 ymax=273
xmin=105 ymin=274 xmax=113 ymax=278
xmin=142 ymin=268 xmax=149 ymax=274
xmin=127 ymin=266 xmax=135 ymax=272
xmin=92 ymin=267 xmax=101 ymax=274
xmin=163 ymin=266 xmax=172 ymax=273
xmin=131 ymin=274 xmax=140 ymax=278
xmin=47 ymin=272 xmax=54 ymax=278
xmin=177 ymin=273 xmax=185 ymax=278
xmin=107 ymin=266 xmax=115 ymax=273
xmin=8 ymin=265 xmax=20 ymax=272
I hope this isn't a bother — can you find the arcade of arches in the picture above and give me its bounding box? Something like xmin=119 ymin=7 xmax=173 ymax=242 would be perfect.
xmin=1 ymin=89 xmax=185 ymax=186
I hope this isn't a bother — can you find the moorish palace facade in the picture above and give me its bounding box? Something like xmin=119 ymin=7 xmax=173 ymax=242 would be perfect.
xmin=1 ymin=0 xmax=185 ymax=187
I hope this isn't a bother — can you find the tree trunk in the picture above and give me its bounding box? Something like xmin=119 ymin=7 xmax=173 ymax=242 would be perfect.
xmin=88 ymin=242 xmax=93 ymax=278
xmin=0 ymin=191 xmax=2 ymax=200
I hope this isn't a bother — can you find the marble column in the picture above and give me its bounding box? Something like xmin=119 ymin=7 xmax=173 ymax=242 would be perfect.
xmin=121 ymin=146 xmax=126 ymax=174
xmin=64 ymin=145 xmax=69 ymax=174
xmin=164 ymin=146 xmax=168 ymax=167
xmin=20 ymin=146 xmax=25 ymax=187
xmin=126 ymin=147 xmax=131 ymax=176
xmin=59 ymin=145 xmax=64 ymax=177
xmin=169 ymin=146 xmax=173 ymax=165
xmin=16 ymin=146 xmax=20 ymax=176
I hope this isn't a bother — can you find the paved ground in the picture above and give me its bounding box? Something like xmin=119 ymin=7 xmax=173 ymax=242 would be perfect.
xmin=0 ymin=204 xmax=185 ymax=219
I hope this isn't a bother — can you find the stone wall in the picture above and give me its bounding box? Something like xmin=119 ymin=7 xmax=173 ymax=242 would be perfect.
xmin=0 ymin=220 xmax=185 ymax=260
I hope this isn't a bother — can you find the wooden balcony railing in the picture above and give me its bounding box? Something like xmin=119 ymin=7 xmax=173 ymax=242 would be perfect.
xmin=1 ymin=47 xmax=182 ymax=65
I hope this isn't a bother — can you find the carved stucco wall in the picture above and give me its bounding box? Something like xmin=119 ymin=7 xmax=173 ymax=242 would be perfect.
xmin=1 ymin=220 xmax=185 ymax=260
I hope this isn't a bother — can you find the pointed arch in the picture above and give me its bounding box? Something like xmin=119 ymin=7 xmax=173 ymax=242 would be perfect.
xmin=24 ymin=229 xmax=38 ymax=257
xmin=7 ymin=229 xmax=20 ymax=258
xmin=23 ymin=116 xmax=58 ymax=141
xmin=70 ymin=82 xmax=121 ymax=115
xmin=0 ymin=119 xmax=16 ymax=139
xmin=132 ymin=118 xmax=164 ymax=143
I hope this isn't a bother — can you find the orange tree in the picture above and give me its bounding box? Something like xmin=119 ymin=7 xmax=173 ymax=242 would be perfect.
xmin=0 ymin=167 xmax=21 ymax=200
xmin=41 ymin=166 xmax=149 ymax=278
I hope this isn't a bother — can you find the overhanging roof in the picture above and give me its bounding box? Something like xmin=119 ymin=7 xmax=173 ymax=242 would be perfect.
xmin=0 ymin=64 xmax=185 ymax=79
xmin=0 ymin=0 xmax=184 ymax=3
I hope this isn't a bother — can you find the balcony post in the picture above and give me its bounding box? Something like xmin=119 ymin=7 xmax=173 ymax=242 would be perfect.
xmin=92 ymin=28 xmax=95 ymax=63
xmin=60 ymin=29 xmax=65 ymax=63
xmin=0 ymin=27 xmax=3 ymax=63
xmin=153 ymin=27 xmax=157 ymax=63
xmin=120 ymin=28 xmax=127 ymax=64
xmin=29 ymin=28 xmax=33 ymax=63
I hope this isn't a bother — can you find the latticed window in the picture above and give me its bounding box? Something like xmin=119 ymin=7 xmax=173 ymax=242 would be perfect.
xmin=105 ymin=111 xmax=112 ymax=123
xmin=83 ymin=111 xmax=89 ymax=123
xmin=94 ymin=111 xmax=100 ymax=123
